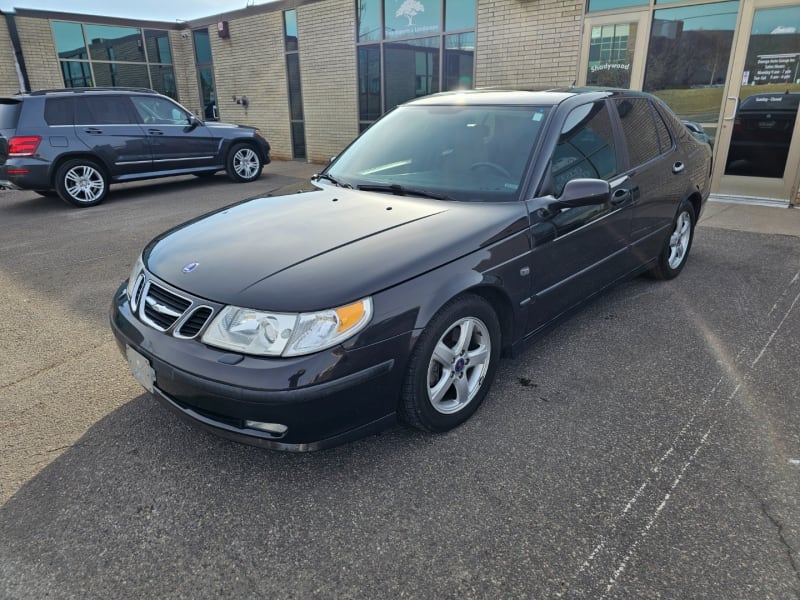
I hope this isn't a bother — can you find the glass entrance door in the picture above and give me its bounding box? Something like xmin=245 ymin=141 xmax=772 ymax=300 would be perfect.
xmin=713 ymin=1 xmax=800 ymax=203
xmin=578 ymin=10 xmax=649 ymax=89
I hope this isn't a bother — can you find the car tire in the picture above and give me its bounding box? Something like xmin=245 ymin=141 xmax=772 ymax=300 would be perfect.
xmin=55 ymin=159 xmax=108 ymax=208
xmin=399 ymin=294 xmax=501 ymax=433
xmin=647 ymin=199 xmax=696 ymax=280
xmin=226 ymin=143 xmax=263 ymax=183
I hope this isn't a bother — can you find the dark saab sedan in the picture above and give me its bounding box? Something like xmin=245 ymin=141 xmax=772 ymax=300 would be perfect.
xmin=110 ymin=88 xmax=712 ymax=451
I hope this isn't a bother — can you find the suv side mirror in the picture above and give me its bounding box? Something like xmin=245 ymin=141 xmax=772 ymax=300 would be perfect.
xmin=188 ymin=114 xmax=201 ymax=129
xmin=558 ymin=178 xmax=611 ymax=207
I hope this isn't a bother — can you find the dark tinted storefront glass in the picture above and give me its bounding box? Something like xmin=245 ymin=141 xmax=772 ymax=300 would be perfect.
xmin=84 ymin=25 xmax=142 ymax=62
xmin=385 ymin=0 xmax=441 ymax=39
xmin=144 ymin=30 xmax=172 ymax=64
xmin=193 ymin=29 xmax=213 ymax=63
xmin=358 ymin=45 xmax=382 ymax=122
xmin=93 ymin=62 xmax=150 ymax=88
xmin=284 ymin=10 xmax=298 ymax=52
xmin=384 ymin=37 xmax=440 ymax=109
xmin=358 ymin=0 xmax=382 ymax=42
xmin=61 ymin=61 xmax=92 ymax=87
xmin=443 ymin=33 xmax=474 ymax=90
xmin=291 ymin=121 xmax=306 ymax=159
xmin=150 ymin=65 xmax=178 ymax=99
xmin=588 ymin=0 xmax=647 ymax=11
xmin=52 ymin=21 xmax=88 ymax=60
xmin=445 ymin=0 xmax=475 ymax=31
xmin=286 ymin=53 xmax=304 ymax=121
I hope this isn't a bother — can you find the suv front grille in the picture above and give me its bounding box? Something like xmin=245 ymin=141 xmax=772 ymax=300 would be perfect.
xmin=129 ymin=272 xmax=216 ymax=339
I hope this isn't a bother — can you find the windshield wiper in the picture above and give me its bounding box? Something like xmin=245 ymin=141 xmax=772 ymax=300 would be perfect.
xmin=357 ymin=183 xmax=452 ymax=201
xmin=312 ymin=173 xmax=351 ymax=188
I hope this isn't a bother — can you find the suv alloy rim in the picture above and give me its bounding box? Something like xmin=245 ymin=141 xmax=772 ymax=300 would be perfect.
xmin=64 ymin=164 xmax=105 ymax=203
xmin=233 ymin=148 xmax=259 ymax=179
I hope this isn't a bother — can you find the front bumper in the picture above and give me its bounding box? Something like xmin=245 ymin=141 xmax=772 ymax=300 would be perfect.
xmin=110 ymin=283 xmax=412 ymax=450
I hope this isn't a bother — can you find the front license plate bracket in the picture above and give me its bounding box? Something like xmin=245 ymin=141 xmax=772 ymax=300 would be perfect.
xmin=126 ymin=345 xmax=155 ymax=394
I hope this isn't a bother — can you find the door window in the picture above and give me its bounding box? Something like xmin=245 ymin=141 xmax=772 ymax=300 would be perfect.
xmin=613 ymin=97 xmax=663 ymax=166
xmin=74 ymin=96 xmax=137 ymax=125
xmin=131 ymin=96 xmax=190 ymax=125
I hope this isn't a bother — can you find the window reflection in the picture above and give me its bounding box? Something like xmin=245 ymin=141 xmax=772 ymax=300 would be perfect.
xmin=643 ymin=1 xmax=739 ymax=146
xmin=84 ymin=25 xmax=142 ymax=62
xmin=587 ymin=23 xmax=636 ymax=88
xmin=358 ymin=0 xmax=382 ymax=42
xmin=445 ymin=0 xmax=476 ymax=31
xmin=384 ymin=37 xmax=440 ymax=110
xmin=444 ymin=33 xmax=474 ymax=91
xmin=726 ymin=6 xmax=800 ymax=178
xmin=52 ymin=22 xmax=87 ymax=59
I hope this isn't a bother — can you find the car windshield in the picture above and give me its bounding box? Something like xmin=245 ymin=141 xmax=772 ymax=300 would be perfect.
xmin=326 ymin=104 xmax=550 ymax=202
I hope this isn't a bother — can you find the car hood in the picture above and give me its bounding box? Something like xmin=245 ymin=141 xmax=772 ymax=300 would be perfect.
xmin=144 ymin=188 xmax=528 ymax=312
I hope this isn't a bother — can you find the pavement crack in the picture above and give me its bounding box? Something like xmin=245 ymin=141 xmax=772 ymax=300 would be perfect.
xmin=741 ymin=480 xmax=800 ymax=586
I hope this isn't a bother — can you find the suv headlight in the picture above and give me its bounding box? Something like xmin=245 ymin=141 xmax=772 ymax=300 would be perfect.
xmin=201 ymin=297 xmax=372 ymax=357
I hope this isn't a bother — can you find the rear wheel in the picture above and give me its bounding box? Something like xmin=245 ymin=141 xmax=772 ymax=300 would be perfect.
xmin=55 ymin=159 xmax=108 ymax=207
xmin=226 ymin=144 xmax=263 ymax=183
xmin=648 ymin=199 xmax=696 ymax=280
xmin=400 ymin=294 xmax=501 ymax=433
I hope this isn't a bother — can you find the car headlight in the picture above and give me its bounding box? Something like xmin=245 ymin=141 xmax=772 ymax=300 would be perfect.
xmin=201 ymin=297 xmax=372 ymax=357
xmin=126 ymin=255 xmax=145 ymax=301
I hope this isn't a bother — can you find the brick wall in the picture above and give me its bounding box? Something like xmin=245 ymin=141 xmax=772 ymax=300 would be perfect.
xmin=297 ymin=0 xmax=359 ymax=163
xmin=14 ymin=16 xmax=63 ymax=90
xmin=0 ymin=17 xmax=21 ymax=95
xmin=476 ymin=0 xmax=583 ymax=89
xmin=209 ymin=14 xmax=292 ymax=160
xmin=170 ymin=30 xmax=200 ymax=113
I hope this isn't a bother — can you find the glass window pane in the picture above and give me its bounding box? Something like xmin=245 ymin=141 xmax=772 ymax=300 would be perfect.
xmin=85 ymin=25 xmax=143 ymax=62
xmin=384 ymin=37 xmax=440 ymax=110
xmin=286 ymin=53 xmax=304 ymax=121
xmin=588 ymin=0 xmax=647 ymax=11
xmin=358 ymin=0 xmax=382 ymax=42
xmin=52 ymin=21 xmax=88 ymax=60
xmin=193 ymin=29 xmax=213 ymax=63
xmin=643 ymin=1 xmax=739 ymax=147
xmin=444 ymin=32 xmax=474 ymax=91
xmin=358 ymin=45 xmax=382 ymax=121
xmin=74 ymin=96 xmax=136 ymax=125
xmin=93 ymin=62 xmax=150 ymax=89
xmin=150 ymin=65 xmax=178 ymax=99
xmin=131 ymin=96 xmax=189 ymax=125
xmin=197 ymin=67 xmax=218 ymax=120
xmin=614 ymin=98 xmax=661 ymax=165
xmin=60 ymin=60 xmax=92 ymax=87
xmin=44 ymin=97 xmax=74 ymax=125
xmin=385 ymin=0 xmax=441 ymax=39
xmin=587 ymin=22 xmax=636 ymax=87
xmin=291 ymin=121 xmax=306 ymax=159
xmin=445 ymin=0 xmax=475 ymax=31
xmin=285 ymin=10 xmax=298 ymax=52
xmin=144 ymin=30 xmax=172 ymax=64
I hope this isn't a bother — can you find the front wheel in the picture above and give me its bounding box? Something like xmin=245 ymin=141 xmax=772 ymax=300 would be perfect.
xmin=648 ymin=199 xmax=696 ymax=280
xmin=400 ymin=294 xmax=501 ymax=433
xmin=55 ymin=159 xmax=108 ymax=207
xmin=226 ymin=144 xmax=263 ymax=183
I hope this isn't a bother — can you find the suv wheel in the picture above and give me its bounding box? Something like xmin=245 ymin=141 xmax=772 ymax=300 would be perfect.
xmin=55 ymin=159 xmax=108 ymax=207
xmin=226 ymin=143 xmax=263 ymax=183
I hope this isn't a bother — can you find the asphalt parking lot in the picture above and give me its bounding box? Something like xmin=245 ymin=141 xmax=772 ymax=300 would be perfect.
xmin=1 ymin=164 xmax=799 ymax=599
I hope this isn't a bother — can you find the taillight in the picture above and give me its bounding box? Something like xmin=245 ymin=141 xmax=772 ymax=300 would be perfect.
xmin=8 ymin=136 xmax=42 ymax=157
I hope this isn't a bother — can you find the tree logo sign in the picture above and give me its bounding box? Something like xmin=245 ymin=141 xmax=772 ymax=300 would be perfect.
xmin=396 ymin=0 xmax=424 ymax=26
xmin=386 ymin=0 xmax=437 ymax=39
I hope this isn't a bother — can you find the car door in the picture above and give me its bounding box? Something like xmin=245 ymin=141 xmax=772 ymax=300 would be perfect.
xmin=524 ymin=99 xmax=635 ymax=333
xmin=612 ymin=97 xmax=687 ymax=263
xmin=129 ymin=95 xmax=221 ymax=173
xmin=74 ymin=95 xmax=152 ymax=177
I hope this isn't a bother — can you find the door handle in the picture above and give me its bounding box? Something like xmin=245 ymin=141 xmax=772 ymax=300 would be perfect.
xmin=610 ymin=188 xmax=631 ymax=206
xmin=723 ymin=96 xmax=739 ymax=121
xmin=84 ymin=128 xmax=103 ymax=135
xmin=672 ymin=161 xmax=685 ymax=174
xmin=147 ymin=129 xmax=164 ymax=135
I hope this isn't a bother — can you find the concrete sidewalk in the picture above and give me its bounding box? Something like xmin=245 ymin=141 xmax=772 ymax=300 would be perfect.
xmin=268 ymin=159 xmax=800 ymax=238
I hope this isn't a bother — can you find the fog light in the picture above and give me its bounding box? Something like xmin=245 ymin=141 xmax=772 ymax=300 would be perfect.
xmin=244 ymin=420 xmax=288 ymax=435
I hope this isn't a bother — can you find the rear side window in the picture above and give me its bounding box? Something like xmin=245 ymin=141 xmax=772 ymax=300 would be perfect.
xmin=0 ymin=100 xmax=22 ymax=129
xmin=44 ymin=97 xmax=74 ymax=125
xmin=74 ymin=96 xmax=137 ymax=125
xmin=652 ymin=106 xmax=673 ymax=154
xmin=614 ymin=97 xmax=662 ymax=167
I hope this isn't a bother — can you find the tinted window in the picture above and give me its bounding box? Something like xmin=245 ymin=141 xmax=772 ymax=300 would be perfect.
xmin=84 ymin=24 xmax=142 ymax=62
xmin=740 ymin=93 xmax=800 ymax=112
xmin=0 ymin=101 xmax=21 ymax=128
xmin=614 ymin=98 xmax=661 ymax=167
xmin=446 ymin=0 xmax=476 ymax=31
xmin=652 ymin=104 xmax=673 ymax=154
xmin=44 ymin=98 xmax=74 ymax=125
xmin=552 ymin=102 xmax=618 ymax=196
xmin=74 ymin=96 xmax=137 ymax=125
xmin=193 ymin=29 xmax=212 ymax=63
xmin=130 ymin=96 xmax=189 ymax=125
xmin=144 ymin=30 xmax=172 ymax=64
xmin=358 ymin=0 xmax=382 ymax=42
xmin=52 ymin=21 xmax=87 ymax=59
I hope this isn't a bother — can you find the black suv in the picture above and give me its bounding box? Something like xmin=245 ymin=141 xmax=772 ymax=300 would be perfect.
xmin=0 ymin=87 xmax=271 ymax=207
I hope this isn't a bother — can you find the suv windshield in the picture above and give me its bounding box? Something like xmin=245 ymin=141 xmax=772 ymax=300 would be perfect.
xmin=327 ymin=104 xmax=550 ymax=202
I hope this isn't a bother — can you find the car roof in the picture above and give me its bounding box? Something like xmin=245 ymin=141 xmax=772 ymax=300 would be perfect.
xmin=403 ymin=87 xmax=654 ymax=107
xmin=6 ymin=87 xmax=161 ymax=100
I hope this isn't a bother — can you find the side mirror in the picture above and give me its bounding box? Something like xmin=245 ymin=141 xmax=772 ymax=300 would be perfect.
xmin=558 ymin=178 xmax=611 ymax=207
xmin=188 ymin=114 xmax=201 ymax=129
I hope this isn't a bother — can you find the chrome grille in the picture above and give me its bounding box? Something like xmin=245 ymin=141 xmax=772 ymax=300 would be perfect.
xmin=177 ymin=306 xmax=213 ymax=338
xmin=141 ymin=281 xmax=192 ymax=331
